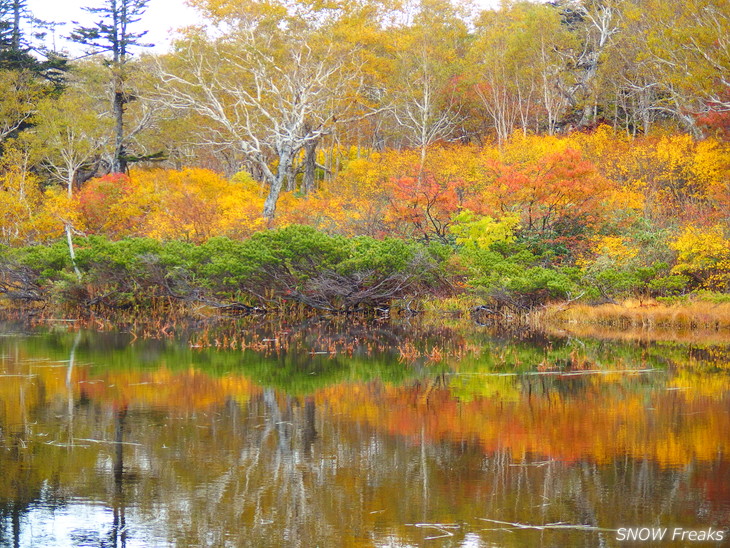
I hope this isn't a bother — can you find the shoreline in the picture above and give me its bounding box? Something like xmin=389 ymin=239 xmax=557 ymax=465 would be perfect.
xmin=2 ymin=296 xmax=729 ymax=339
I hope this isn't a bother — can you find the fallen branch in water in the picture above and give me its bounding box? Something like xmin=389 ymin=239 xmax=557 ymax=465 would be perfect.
xmin=478 ymin=517 xmax=616 ymax=532
xmin=508 ymin=460 xmax=553 ymax=467
xmin=406 ymin=523 xmax=460 ymax=540
xmin=454 ymin=368 xmax=661 ymax=377
xmin=73 ymin=438 xmax=142 ymax=446
xmin=45 ymin=441 xmax=91 ymax=448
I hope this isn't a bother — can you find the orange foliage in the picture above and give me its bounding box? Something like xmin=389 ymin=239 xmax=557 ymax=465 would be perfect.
xmin=315 ymin=377 xmax=730 ymax=468
xmin=382 ymin=146 xmax=486 ymax=241
xmin=0 ymin=131 xmax=726 ymax=253
xmin=75 ymin=173 xmax=142 ymax=237
xmin=73 ymin=168 xmax=266 ymax=242
xmin=386 ymin=173 xmax=463 ymax=241
xmin=484 ymin=148 xmax=613 ymax=236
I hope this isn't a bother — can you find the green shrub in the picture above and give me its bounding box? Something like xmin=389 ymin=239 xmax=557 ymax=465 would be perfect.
xmin=0 ymin=227 xmax=451 ymax=312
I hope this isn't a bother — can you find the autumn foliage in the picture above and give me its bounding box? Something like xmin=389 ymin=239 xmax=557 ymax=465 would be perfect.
xmin=74 ymin=168 xmax=266 ymax=242
xmin=0 ymin=129 xmax=728 ymax=310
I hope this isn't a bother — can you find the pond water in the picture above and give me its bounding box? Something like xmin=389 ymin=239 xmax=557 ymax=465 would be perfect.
xmin=0 ymin=320 xmax=728 ymax=547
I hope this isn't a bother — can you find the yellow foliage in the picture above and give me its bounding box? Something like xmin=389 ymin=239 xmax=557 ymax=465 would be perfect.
xmin=334 ymin=152 xmax=387 ymax=200
xmin=583 ymin=235 xmax=640 ymax=267
xmin=43 ymin=186 xmax=82 ymax=228
xmin=670 ymin=224 xmax=730 ymax=289
xmin=691 ymin=139 xmax=728 ymax=189
xmin=0 ymin=168 xmax=61 ymax=245
xmin=0 ymin=130 xmax=725 ymax=249
xmin=606 ymin=184 xmax=645 ymax=213
xmin=74 ymin=168 xmax=267 ymax=242
xmin=499 ymin=132 xmax=570 ymax=164
xmin=140 ymin=168 xmax=265 ymax=241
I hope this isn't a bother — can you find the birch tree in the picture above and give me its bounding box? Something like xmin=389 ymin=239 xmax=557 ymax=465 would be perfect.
xmin=29 ymin=79 xmax=111 ymax=280
xmin=32 ymin=83 xmax=111 ymax=196
xmin=617 ymin=0 xmax=729 ymax=135
xmin=0 ymin=69 xmax=39 ymax=143
xmin=155 ymin=13 xmax=365 ymax=219
xmin=389 ymin=0 xmax=467 ymax=169
xmin=469 ymin=3 xmax=572 ymax=142
xmin=553 ymin=0 xmax=620 ymax=128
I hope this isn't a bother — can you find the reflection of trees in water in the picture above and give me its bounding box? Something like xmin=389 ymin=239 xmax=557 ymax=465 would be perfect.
xmin=111 ymin=407 xmax=128 ymax=548
xmin=0 ymin=334 xmax=140 ymax=547
xmin=95 ymin=396 xmax=721 ymax=547
xmin=1 ymin=327 xmax=729 ymax=546
xmin=0 ymin=388 xmax=727 ymax=547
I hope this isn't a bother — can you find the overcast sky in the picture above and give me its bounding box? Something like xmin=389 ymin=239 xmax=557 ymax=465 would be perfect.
xmin=26 ymin=0 xmax=502 ymax=55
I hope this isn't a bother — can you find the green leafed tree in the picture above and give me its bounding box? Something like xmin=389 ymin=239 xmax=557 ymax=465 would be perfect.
xmin=30 ymin=70 xmax=112 ymax=196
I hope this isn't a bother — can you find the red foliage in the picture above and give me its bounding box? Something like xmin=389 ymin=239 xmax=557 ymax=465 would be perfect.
xmin=387 ymin=174 xmax=463 ymax=241
xmin=695 ymin=92 xmax=730 ymax=142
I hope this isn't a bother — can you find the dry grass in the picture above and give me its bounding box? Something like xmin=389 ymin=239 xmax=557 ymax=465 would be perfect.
xmin=545 ymin=298 xmax=730 ymax=332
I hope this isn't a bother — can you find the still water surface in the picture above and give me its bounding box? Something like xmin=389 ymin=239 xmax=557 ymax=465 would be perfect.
xmin=0 ymin=321 xmax=728 ymax=547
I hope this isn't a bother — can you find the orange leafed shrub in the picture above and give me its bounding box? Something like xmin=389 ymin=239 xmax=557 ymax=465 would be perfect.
xmin=383 ymin=146 xmax=486 ymax=241
xmin=74 ymin=168 xmax=266 ymax=242
xmin=75 ymin=173 xmax=142 ymax=237
xmin=478 ymin=148 xmax=615 ymax=258
xmin=484 ymin=148 xmax=613 ymax=233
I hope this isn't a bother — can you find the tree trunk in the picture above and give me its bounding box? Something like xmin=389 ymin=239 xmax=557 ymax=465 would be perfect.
xmin=65 ymin=224 xmax=82 ymax=282
xmin=302 ymin=138 xmax=318 ymax=195
xmin=263 ymin=147 xmax=293 ymax=220
xmin=64 ymin=172 xmax=81 ymax=281
xmin=112 ymin=87 xmax=126 ymax=173
xmin=11 ymin=0 xmax=21 ymax=50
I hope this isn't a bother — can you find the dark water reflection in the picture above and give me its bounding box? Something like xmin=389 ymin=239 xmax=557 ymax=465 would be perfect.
xmin=0 ymin=323 xmax=729 ymax=547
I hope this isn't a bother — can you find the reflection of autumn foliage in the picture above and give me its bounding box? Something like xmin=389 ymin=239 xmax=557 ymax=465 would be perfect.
xmin=4 ymin=336 xmax=730 ymax=471
xmin=0 ymin=361 xmax=260 ymax=419
xmin=75 ymin=368 xmax=262 ymax=410
xmin=694 ymin=461 xmax=730 ymax=510
xmin=315 ymin=376 xmax=730 ymax=468
xmin=2 ymin=334 xmax=730 ymax=547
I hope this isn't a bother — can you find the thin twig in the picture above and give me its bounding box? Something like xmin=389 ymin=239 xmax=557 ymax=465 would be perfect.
xmin=73 ymin=438 xmax=143 ymax=446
